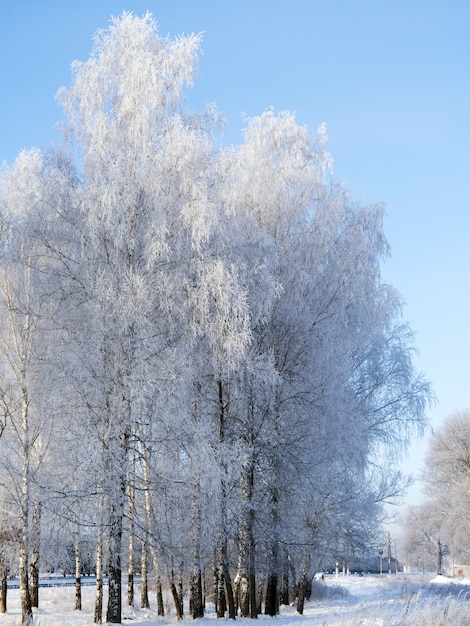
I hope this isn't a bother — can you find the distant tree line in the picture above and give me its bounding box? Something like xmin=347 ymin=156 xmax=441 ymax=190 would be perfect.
xmin=404 ymin=409 xmax=470 ymax=577
xmin=0 ymin=12 xmax=431 ymax=625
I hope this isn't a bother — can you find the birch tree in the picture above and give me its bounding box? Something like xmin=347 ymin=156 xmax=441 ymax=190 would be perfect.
xmin=212 ymin=109 xmax=431 ymax=615
xmin=0 ymin=149 xmax=59 ymax=626
xmin=53 ymin=11 xmax=249 ymax=622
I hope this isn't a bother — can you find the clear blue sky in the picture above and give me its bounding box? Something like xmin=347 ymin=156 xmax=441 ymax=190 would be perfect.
xmin=1 ymin=1 xmax=469 ymax=504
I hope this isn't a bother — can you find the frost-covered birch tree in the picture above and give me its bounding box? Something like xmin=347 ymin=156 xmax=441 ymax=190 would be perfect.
xmin=0 ymin=150 xmax=62 ymax=626
xmin=53 ymin=11 xmax=250 ymax=623
xmin=212 ymin=109 xmax=431 ymax=616
xmin=0 ymin=10 xmax=433 ymax=622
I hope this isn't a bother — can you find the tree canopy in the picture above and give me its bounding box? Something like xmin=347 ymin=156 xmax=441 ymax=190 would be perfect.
xmin=0 ymin=11 xmax=431 ymax=624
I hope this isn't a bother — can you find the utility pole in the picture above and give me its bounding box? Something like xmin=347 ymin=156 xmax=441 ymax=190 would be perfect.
xmin=437 ymin=540 xmax=443 ymax=576
xmin=388 ymin=532 xmax=392 ymax=575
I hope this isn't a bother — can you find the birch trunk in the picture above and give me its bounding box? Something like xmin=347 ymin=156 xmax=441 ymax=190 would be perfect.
xmin=140 ymin=538 xmax=150 ymax=609
xmin=169 ymin=568 xmax=183 ymax=621
xmin=216 ymin=566 xmax=227 ymax=617
xmin=265 ymin=485 xmax=279 ymax=616
xmin=127 ymin=551 xmax=134 ymax=608
xmin=127 ymin=437 xmax=136 ymax=607
xmin=155 ymin=569 xmax=164 ymax=617
xmin=213 ymin=563 xmax=218 ymax=608
xmin=190 ymin=490 xmax=204 ymax=618
xmin=141 ymin=436 xmax=164 ymax=616
xmin=238 ymin=574 xmax=249 ymax=618
xmin=29 ymin=500 xmax=41 ymax=609
xmin=233 ymin=574 xmax=239 ymax=615
xmin=127 ymin=492 xmax=135 ymax=606
xmin=280 ymin=574 xmax=289 ymax=605
xmin=215 ymin=542 xmax=235 ymax=619
xmin=223 ymin=560 xmax=236 ymax=619
xmin=296 ymin=523 xmax=315 ymax=615
xmin=177 ymin=562 xmax=184 ymax=618
xmin=216 ymin=381 xmax=236 ymax=619
xmin=190 ymin=568 xmax=203 ymax=619
xmin=19 ymin=391 xmax=33 ymax=626
xmin=265 ymin=572 xmax=278 ymax=617
xmin=265 ymin=380 xmax=282 ymax=617
xmin=73 ymin=490 xmax=82 ymax=612
xmin=19 ymin=518 xmax=32 ymax=626
xmin=94 ymin=495 xmax=104 ymax=624
xmin=256 ymin=579 xmax=264 ymax=614
xmin=105 ymin=423 xmax=129 ymax=624
xmin=147 ymin=533 xmax=164 ymax=616
xmin=279 ymin=549 xmax=290 ymax=606
xmin=215 ymin=562 xmax=226 ymax=618
xmin=0 ymin=548 xmax=7 ymax=613
xmin=0 ymin=570 xmax=6 ymax=614
xmin=236 ymin=452 xmax=255 ymax=618
xmin=74 ymin=524 xmax=81 ymax=611
xmin=106 ymin=500 xmax=123 ymax=624
xmin=249 ymin=571 xmax=257 ymax=619
xmin=296 ymin=564 xmax=308 ymax=615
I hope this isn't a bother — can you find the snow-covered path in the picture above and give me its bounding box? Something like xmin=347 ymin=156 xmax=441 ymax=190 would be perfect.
xmin=0 ymin=573 xmax=468 ymax=625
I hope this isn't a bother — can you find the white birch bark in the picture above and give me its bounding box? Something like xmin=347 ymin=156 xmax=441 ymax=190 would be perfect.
xmin=19 ymin=396 xmax=33 ymax=626
xmin=94 ymin=494 xmax=104 ymax=625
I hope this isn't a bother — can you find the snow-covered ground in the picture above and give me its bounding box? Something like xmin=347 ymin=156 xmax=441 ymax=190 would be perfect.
xmin=1 ymin=573 xmax=470 ymax=625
